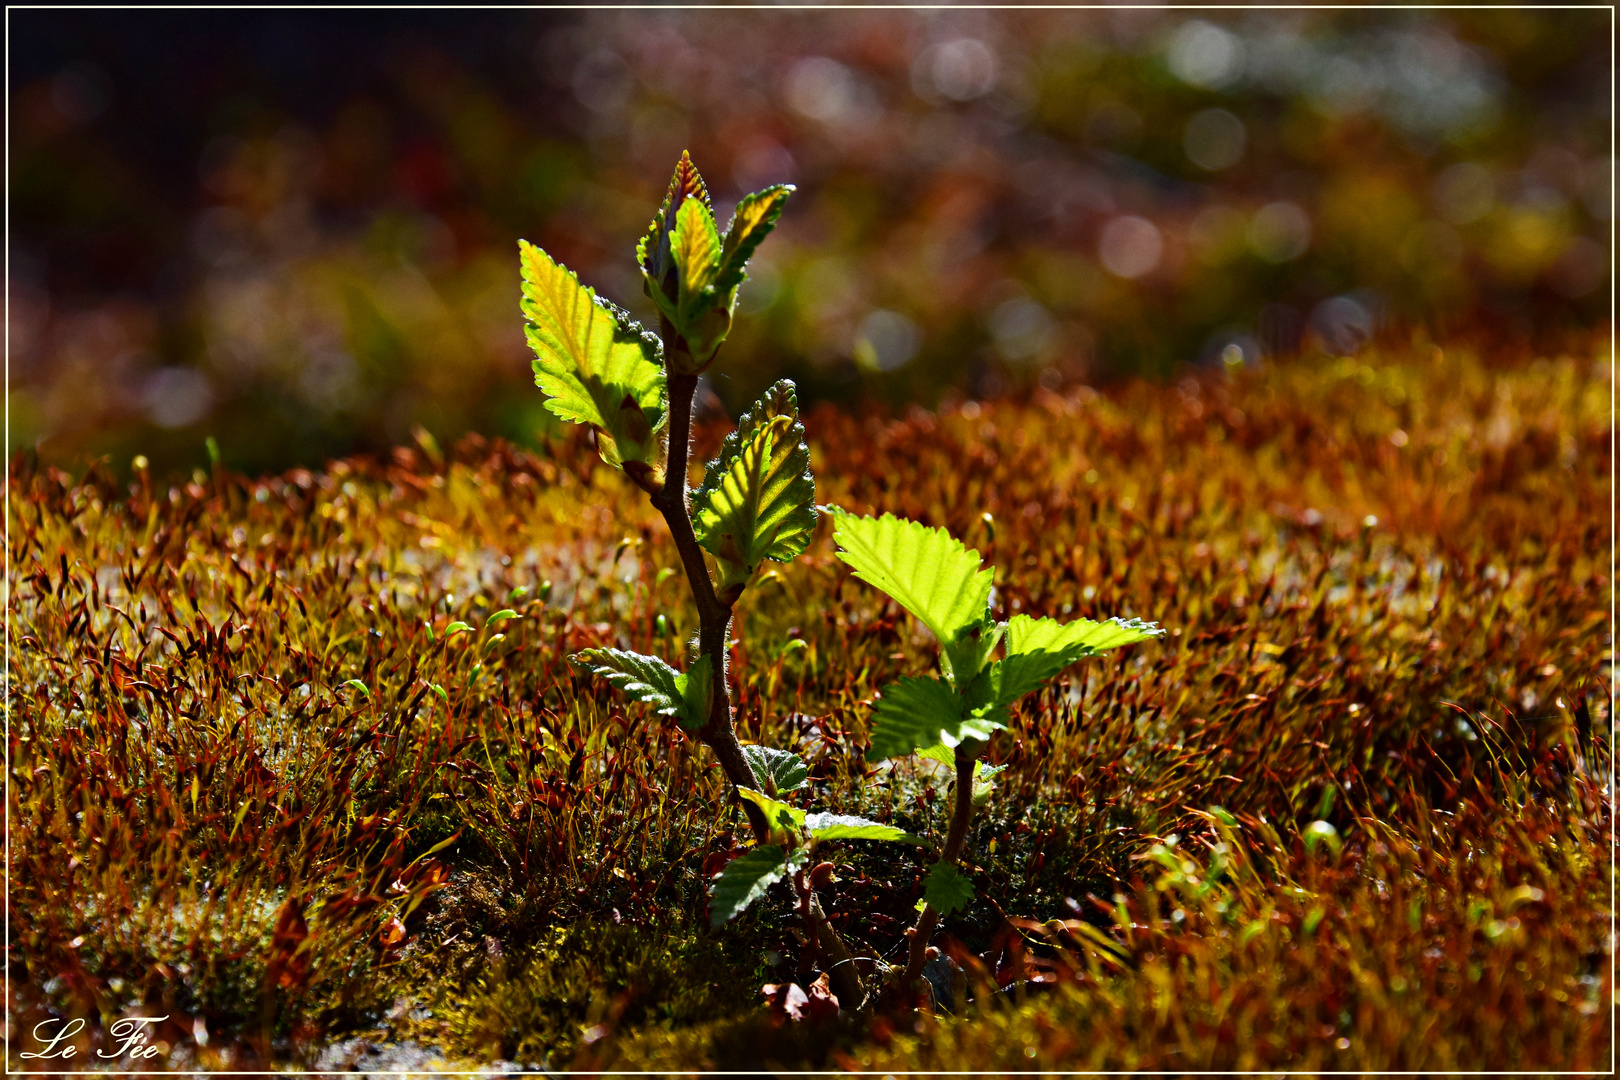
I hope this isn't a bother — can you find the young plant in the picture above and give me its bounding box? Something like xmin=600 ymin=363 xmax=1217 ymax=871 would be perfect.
xmin=521 ymin=153 xmax=875 ymax=1005
xmin=826 ymin=509 xmax=1164 ymax=992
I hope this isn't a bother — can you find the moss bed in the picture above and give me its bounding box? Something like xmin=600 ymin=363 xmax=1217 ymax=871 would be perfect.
xmin=11 ymin=340 xmax=1611 ymax=1072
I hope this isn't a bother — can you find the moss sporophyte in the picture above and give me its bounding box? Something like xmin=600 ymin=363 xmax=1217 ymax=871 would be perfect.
xmin=523 ymin=152 xmax=1163 ymax=1011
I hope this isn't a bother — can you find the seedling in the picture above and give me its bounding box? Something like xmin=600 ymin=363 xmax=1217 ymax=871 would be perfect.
xmin=826 ymin=510 xmax=1163 ymax=990
xmin=520 ymin=152 xmax=1163 ymax=1010
xmin=524 ymin=152 xmax=890 ymax=1005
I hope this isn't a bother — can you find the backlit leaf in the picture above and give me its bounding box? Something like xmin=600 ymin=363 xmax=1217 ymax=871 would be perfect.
xmin=828 ymin=510 xmax=996 ymax=684
xmin=868 ymin=675 xmax=1005 ymax=762
xmin=922 ymin=860 xmax=975 ymax=917
xmin=975 ymin=614 xmax=1165 ymax=712
xmin=1005 ymin=614 xmax=1165 ymax=658
xmin=804 ymin=813 xmax=924 ymax=845
xmin=638 ymin=150 xmax=711 ymax=294
xmin=693 ymin=381 xmax=816 ymax=597
xmin=709 ymin=845 xmax=802 ymax=928
xmin=520 ymin=240 xmax=666 ymax=484
xmin=569 ymin=648 xmax=711 ymax=730
xmin=917 ymin=744 xmax=1005 ymax=796
xmin=736 ymin=786 xmax=806 ymax=846
xmin=672 ymin=196 xmax=723 ymax=319
xmin=741 ymin=744 xmax=810 ymax=797
xmin=717 ymin=184 xmax=794 ymax=293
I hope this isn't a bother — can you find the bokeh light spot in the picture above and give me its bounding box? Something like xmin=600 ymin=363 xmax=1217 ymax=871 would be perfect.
xmin=1099 ymin=216 xmax=1164 ymax=279
xmin=1183 ymin=108 xmax=1246 ymax=171
xmin=1249 ymin=202 xmax=1312 ymax=262
xmin=1167 ymin=21 xmax=1246 ymax=90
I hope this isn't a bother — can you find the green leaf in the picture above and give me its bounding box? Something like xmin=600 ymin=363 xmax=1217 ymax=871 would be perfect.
xmin=736 ymin=786 xmax=806 ymax=846
xmin=638 ymin=151 xmax=711 ymax=300
xmin=570 ymin=648 xmax=712 ymax=730
xmin=717 ymin=184 xmax=794 ymax=293
xmin=972 ymin=762 xmax=1007 ymax=800
xmin=1005 ymin=613 xmax=1165 ymax=658
xmin=693 ymin=381 xmax=816 ymax=598
xmin=672 ymin=197 xmax=723 ymax=319
xmin=342 ymin=679 xmax=370 ymax=698
xmin=709 ymin=845 xmax=803 ymax=928
xmin=635 ymin=153 xmax=734 ymax=371
xmin=678 ymin=652 xmax=714 ymax=727
xmin=867 ymin=675 xmax=1005 ymax=762
xmin=828 ymin=510 xmax=996 ymax=685
xmin=520 ymin=239 xmax=667 ymax=485
xmin=922 ymin=861 xmax=974 ymax=917
xmin=741 ymin=744 xmax=809 ymax=797
xmin=917 ymin=744 xmax=1004 ymax=796
xmin=804 ymin=813 xmax=924 ymax=845
xmin=972 ymin=614 xmax=1165 ymax=713
xmin=443 ymin=621 xmax=472 ymax=638
xmin=485 ymin=609 xmax=522 ymax=626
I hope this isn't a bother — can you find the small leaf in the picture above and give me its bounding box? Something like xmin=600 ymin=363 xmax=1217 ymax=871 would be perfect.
xmin=342 ymin=679 xmax=370 ymax=698
xmin=638 ymin=151 xmax=711 ymax=298
xmin=520 ymin=239 xmax=667 ymax=484
xmin=443 ymin=621 xmax=472 ymax=638
xmin=429 ymin=683 xmax=448 ymax=702
xmin=571 ymin=648 xmax=710 ymax=730
xmin=1005 ymin=613 xmax=1165 ymax=659
xmin=677 ymin=652 xmax=714 ymax=728
xmin=485 ymin=609 xmax=522 ymax=626
xmin=828 ymin=510 xmax=996 ymax=685
xmin=708 ymin=845 xmax=801 ymax=928
xmin=671 ymin=196 xmax=723 ymax=319
xmin=693 ymin=381 xmax=816 ymax=597
xmin=741 ymin=744 xmax=810 ymax=797
xmin=922 ymin=861 xmax=974 ymax=917
xmin=972 ymin=762 xmax=1007 ymax=800
xmin=736 ymin=786 xmax=806 ymax=846
xmin=867 ymin=676 xmax=1005 ymax=762
xmin=717 ymin=184 xmax=795 ymax=293
xmin=804 ymin=813 xmax=924 ymax=845
xmin=975 ymin=614 xmax=1165 ymax=712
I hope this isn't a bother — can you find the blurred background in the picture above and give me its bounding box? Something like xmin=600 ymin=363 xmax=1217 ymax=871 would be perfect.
xmin=9 ymin=8 xmax=1610 ymax=475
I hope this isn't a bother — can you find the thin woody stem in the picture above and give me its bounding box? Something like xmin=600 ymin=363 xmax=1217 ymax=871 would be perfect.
xmin=648 ymin=364 xmax=770 ymax=843
xmin=648 ymin=331 xmax=865 ymax=1006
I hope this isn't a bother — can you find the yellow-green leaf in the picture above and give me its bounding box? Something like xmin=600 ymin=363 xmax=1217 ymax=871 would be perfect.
xmin=736 ymin=786 xmax=806 ymax=846
xmin=828 ymin=510 xmax=997 ymax=685
xmin=693 ymin=381 xmax=816 ymax=600
xmin=672 ymin=197 xmax=723 ymax=316
xmin=717 ymin=184 xmax=794 ymax=293
xmin=520 ymin=240 xmax=667 ymax=483
xmin=638 ymin=150 xmax=711 ymax=296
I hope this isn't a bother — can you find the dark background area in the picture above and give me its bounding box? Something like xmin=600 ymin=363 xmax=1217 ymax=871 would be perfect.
xmin=9 ymin=8 xmax=1610 ymax=474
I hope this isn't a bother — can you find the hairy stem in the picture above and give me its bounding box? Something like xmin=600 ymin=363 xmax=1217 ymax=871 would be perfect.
xmin=651 ymin=352 xmax=867 ymax=1007
xmin=649 ymin=366 xmax=771 ymax=843
xmin=902 ymin=745 xmax=977 ymax=986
